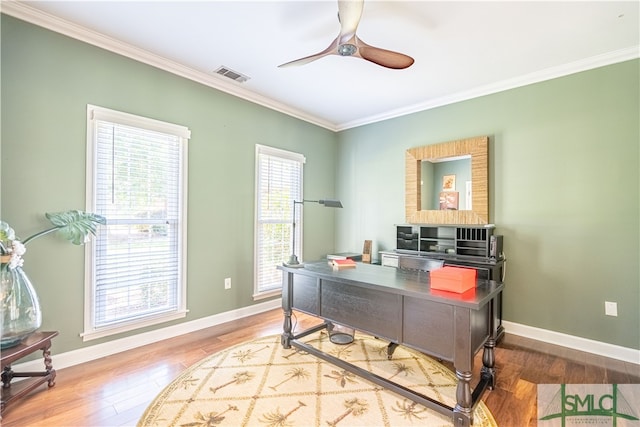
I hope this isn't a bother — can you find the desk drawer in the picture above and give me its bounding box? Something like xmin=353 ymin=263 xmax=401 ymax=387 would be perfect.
xmin=402 ymin=297 xmax=454 ymax=360
xmin=292 ymin=275 xmax=320 ymax=316
xmin=381 ymin=253 xmax=399 ymax=268
xmin=320 ymin=280 xmax=402 ymax=342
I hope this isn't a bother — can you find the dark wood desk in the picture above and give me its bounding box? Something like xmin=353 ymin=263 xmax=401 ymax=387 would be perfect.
xmin=280 ymin=262 xmax=503 ymax=427
xmin=1 ymin=331 xmax=58 ymax=415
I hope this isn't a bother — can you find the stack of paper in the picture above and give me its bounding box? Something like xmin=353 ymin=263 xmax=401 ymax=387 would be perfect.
xmin=329 ymin=258 xmax=356 ymax=270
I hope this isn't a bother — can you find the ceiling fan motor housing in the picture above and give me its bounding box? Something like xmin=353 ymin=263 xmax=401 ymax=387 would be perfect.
xmin=338 ymin=44 xmax=357 ymax=56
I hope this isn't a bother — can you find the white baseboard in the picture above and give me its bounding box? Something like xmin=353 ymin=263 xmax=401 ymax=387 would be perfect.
xmin=12 ymin=307 xmax=638 ymax=373
xmin=12 ymin=299 xmax=282 ymax=372
xmin=503 ymin=320 xmax=640 ymax=365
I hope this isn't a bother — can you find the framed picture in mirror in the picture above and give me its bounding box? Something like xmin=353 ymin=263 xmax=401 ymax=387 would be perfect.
xmin=439 ymin=192 xmax=459 ymax=210
xmin=443 ymin=174 xmax=456 ymax=191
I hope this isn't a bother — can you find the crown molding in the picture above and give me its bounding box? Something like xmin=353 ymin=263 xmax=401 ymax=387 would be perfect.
xmin=0 ymin=0 xmax=338 ymax=131
xmin=337 ymin=45 xmax=640 ymax=131
xmin=3 ymin=0 xmax=638 ymax=133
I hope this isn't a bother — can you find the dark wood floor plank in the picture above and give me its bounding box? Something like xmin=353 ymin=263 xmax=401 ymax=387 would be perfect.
xmin=626 ymin=361 xmax=640 ymax=381
xmin=496 ymin=361 xmax=525 ymax=392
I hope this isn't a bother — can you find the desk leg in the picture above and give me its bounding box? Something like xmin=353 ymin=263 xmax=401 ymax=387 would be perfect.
xmin=281 ymin=308 xmax=292 ymax=349
xmin=2 ymin=366 xmax=13 ymax=388
xmin=281 ymin=271 xmax=293 ymax=349
xmin=481 ymin=296 xmax=497 ymax=389
xmin=452 ymin=306 xmax=475 ymax=427
xmin=43 ymin=342 xmax=56 ymax=387
xmin=453 ymin=370 xmax=473 ymax=427
xmin=386 ymin=342 xmax=398 ymax=360
xmin=481 ymin=337 xmax=496 ymax=390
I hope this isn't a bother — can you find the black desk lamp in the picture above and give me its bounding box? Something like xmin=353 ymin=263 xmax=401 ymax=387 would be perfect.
xmin=284 ymin=198 xmax=343 ymax=267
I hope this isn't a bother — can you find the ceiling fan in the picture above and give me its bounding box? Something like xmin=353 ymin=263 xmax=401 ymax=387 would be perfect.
xmin=278 ymin=0 xmax=414 ymax=70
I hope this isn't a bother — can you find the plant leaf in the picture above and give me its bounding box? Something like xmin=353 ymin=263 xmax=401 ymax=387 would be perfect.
xmin=45 ymin=210 xmax=106 ymax=245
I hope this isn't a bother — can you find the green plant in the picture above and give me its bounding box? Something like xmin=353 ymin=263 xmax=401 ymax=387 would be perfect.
xmin=0 ymin=210 xmax=106 ymax=268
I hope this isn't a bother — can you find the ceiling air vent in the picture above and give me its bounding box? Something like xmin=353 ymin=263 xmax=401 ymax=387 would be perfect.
xmin=214 ymin=66 xmax=250 ymax=83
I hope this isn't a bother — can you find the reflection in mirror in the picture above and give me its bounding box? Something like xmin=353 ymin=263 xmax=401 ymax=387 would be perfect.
xmin=421 ymin=156 xmax=471 ymax=211
xmin=406 ymin=136 xmax=488 ymax=225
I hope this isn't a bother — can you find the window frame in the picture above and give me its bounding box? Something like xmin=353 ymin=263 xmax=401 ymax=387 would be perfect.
xmin=254 ymin=144 xmax=305 ymax=299
xmin=83 ymin=105 xmax=190 ymax=341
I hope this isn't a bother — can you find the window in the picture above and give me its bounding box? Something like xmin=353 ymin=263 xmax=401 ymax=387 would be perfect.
xmin=254 ymin=145 xmax=304 ymax=299
xmin=83 ymin=105 xmax=190 ymax=341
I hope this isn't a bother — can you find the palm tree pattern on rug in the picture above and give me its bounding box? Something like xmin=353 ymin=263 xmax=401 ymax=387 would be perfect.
xmin=138 ymin=331 xmax=497 ymax=426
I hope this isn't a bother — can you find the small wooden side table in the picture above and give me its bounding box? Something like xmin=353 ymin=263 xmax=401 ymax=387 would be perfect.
xmin=1 ymin=331 xmax=58 ymax=415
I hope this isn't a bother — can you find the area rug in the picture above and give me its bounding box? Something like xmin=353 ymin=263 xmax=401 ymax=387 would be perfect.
xmin=138 ymin=330 xmax=497 ymax=426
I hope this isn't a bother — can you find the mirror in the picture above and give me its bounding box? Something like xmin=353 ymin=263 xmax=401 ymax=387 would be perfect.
xmin=421 ymin=156 xmax=471 ymax=210
xmin=406 ymin=136 xmax=489 ymax=224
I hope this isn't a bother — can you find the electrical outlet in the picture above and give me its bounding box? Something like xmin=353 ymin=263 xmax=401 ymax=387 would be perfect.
xmin=224 ymin=277 xmax=231 ymax=290
xmin=605 ymin=301 xmax=618 ymax=317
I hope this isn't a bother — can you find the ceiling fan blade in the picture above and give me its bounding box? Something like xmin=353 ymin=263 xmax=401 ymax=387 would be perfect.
xmin=278 ymin=37 xmax=339 ymax=68
xmin=356 ymin=36 xmax=414 ymax=69
xmin=337 ymin=0 xmax=364 ymax=42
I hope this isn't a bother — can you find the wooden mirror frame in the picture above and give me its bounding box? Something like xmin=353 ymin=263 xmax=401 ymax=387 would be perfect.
xmin=405 ymin=136 xmax=489 ymax=224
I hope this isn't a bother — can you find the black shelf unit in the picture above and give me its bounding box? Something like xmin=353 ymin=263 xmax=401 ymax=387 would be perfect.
xmin=419 ymin=225 xmax=456 ymax=254
xmin=395 ymin=224 xmax=499 ymax=260
xmin=396 ymin=226 xmax=419 ymax=251
xmin=456 ymin=226 xmax=491 ymax=258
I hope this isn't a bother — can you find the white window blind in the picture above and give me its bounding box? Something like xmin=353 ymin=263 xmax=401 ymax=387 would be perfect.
xmin=84 ymin=105 xmax=189 ymax=340
xmin=254 ymin=145 xmax=304 ymax=298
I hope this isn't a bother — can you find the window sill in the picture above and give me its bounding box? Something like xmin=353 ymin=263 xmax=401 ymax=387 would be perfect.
xmin=253 ymin=289 xmax=281 ymax=301
xmin=81 ymin=310 xmax=188 ymax=342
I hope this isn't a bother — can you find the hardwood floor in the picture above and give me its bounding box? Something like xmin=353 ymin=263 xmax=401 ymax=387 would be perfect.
xmin=2 ymin=309 xmax=638 ymax=426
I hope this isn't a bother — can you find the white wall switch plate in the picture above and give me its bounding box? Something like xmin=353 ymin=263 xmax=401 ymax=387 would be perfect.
xmin=605 ymin=301 xmax=618 ymax=317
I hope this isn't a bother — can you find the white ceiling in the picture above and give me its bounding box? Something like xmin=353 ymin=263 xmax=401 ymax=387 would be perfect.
xmin=3 ymin=1 xmax=639 ymax=131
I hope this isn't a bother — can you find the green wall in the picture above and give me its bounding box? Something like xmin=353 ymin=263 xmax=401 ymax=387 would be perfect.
xmin=2 ymin=14 xmax=639 ymax=355
xmin=1 ymin=15 xmax=338 ymax=354
xmin=335 ymin=59 xmax=640 ymax=350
